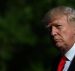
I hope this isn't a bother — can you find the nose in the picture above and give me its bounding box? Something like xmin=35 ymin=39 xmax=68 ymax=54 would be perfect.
xmin=51 ymin=26 xmax=58 ymax=36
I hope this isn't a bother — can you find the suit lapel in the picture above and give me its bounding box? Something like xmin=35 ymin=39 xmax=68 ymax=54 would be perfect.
xmin=68 ymin=56 xmax=75 ymax=71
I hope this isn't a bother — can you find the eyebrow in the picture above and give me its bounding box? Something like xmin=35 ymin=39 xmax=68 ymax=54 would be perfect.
xmin=46 ymin=22 xmax=62 ymax=28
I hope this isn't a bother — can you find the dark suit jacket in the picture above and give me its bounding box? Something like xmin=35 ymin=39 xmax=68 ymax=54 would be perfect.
xmin=51 ymin=55 xmax=75 ymax=71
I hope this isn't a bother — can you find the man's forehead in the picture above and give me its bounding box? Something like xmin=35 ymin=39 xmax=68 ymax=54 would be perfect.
xmin=50 ymin=15 xmax=65 ymax=21
xmin=46 ymin=18 xmax=60 ymax=27
xmin=46 ymin=15 xmax=67 ymax=27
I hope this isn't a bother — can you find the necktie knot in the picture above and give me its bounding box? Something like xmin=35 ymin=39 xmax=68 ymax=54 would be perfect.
xmin=62 ymin=56 xmax=67 ymax=62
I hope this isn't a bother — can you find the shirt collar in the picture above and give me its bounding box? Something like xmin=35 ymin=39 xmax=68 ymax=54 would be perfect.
xmin=65 ymin=43 xmax=75 ymax=61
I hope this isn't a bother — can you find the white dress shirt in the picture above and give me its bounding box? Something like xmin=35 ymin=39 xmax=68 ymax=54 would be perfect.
xmin=63 ymin=43 xmax=75 ymax=71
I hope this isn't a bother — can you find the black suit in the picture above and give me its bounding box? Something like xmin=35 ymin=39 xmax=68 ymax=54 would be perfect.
xmin=51 ymin=55 xmax=75 ymax=71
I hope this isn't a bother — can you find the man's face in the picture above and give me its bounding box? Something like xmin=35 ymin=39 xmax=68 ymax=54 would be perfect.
xmin=47 ymin=15 xmax=75 ymax=51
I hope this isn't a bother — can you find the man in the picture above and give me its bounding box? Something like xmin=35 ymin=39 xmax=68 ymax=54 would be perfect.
xmin=43 ymin=6 xmax=75 ymax=71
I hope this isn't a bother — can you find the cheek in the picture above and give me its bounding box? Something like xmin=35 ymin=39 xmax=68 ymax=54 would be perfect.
xmin=62 ymin=30 xmax=73 ymax=42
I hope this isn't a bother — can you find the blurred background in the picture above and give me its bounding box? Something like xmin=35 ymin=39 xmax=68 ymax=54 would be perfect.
xmin=0 ymin=0 xmax=75 ymax=71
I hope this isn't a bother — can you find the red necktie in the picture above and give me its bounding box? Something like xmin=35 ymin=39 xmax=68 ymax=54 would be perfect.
xmin=57 ymin=56 xmax=67 ymax=71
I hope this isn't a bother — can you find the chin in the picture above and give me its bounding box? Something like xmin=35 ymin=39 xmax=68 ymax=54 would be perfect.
xmin=55 ymin=41 xmax=67 ymax=51
xmin=56 ymin=43 xmax=64 ymax=48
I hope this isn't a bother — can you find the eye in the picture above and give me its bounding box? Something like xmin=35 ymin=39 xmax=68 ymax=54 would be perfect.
xmin=55 ymin=25 xmax=62 ymax=29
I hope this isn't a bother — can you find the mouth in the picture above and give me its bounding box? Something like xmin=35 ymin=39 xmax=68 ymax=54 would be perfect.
xmin=54 ymin=39 xmax=62 ymax=42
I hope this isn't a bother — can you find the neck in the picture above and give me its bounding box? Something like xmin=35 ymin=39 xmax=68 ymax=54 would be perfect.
xmin=61 ymin=43 xmax=75 ymax=55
